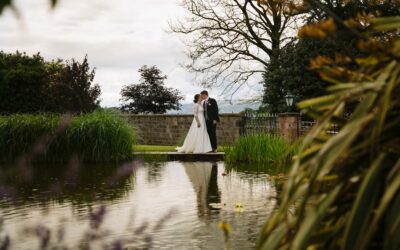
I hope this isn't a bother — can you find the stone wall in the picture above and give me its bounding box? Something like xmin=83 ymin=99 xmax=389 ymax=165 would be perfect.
xmin=122 ymin=114 xmax=244 ymax=146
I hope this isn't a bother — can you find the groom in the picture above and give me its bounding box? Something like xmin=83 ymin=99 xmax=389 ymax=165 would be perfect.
xmin=201 ymin=90 xmax=220 ymax=153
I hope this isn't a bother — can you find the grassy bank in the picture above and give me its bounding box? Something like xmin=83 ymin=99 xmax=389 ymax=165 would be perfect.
xmin=0 ymin=111 xmax=135 ymax=163
xmin=225 ymin=134 xmax=298 ymax=171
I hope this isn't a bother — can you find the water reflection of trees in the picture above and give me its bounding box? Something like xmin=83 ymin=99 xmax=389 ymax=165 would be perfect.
xmin=145 ymin=162 xmax=165 ymax=184
xmin=183 ymin=162 xmax=221 ymax=219
xmin=0 ymin=161 xmax=136 ymax=208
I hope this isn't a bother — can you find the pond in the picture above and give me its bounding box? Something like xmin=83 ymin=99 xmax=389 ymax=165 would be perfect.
xmin=0 ymin=161 xmax=277 ymax=249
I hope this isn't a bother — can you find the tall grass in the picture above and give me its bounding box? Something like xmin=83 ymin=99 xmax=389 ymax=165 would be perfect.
xmin=225 ymin=134 xmax=298 ymax=170
xmin=0 ymin=111 xmax=135 ymax=163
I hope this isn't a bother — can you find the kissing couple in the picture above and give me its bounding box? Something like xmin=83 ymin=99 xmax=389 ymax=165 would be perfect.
xmin=177 ymin=90 xmax=219 ymax=154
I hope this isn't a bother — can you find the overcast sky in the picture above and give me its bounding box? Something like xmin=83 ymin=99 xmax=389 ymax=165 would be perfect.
xmin=0 ymin=0 xmax=262 ymax=107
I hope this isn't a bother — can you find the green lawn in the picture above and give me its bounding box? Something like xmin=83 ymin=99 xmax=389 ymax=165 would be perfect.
xmin=134 ymin=145 xmax=177 ymax=152
xmin=134 ymin=145 xmax=226 ymax=152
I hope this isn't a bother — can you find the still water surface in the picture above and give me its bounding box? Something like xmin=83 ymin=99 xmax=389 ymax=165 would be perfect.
xmin=0 ymin=161 xmax=277 ymax=249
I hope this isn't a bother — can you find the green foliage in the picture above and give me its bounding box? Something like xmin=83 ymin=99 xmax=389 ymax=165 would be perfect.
xmin=0 ymin=0 xmax=57 ymax=14
xmin=0 ymin=51 xmax=101 ymax=114
xmin=120 ymin=65 xmax=184 ymax=114
xmin=49 ymin=56 xmax=101 ymax=113
xmin=263 ymin=37 xmax=359 ymax=113
xmin=0 ymin=52 xmax=50 ymax=113
xmin=0 ymin=111 xmax=135 ymax=163
xmin=305 ymin=0 xmax=400 ymax=23
xmin=225 ymin=134 xmax=298 ymax=168
xmin=258 ymin=17 xmax=400 ymax=250
xmin=262 ymin=0 xmax=400 ymax=113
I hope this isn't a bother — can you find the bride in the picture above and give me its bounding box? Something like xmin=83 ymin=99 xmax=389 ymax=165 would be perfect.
xmin=177 ymin=94 xmax=212 ymax=153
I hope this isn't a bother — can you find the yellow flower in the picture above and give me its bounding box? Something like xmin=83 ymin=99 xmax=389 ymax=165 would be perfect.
xmin=234 ymin=203 xmax=244 ymax=212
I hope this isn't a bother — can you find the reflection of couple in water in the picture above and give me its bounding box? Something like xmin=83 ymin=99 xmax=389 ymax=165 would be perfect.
xmin=183 ymin=162 xmax=220 ymax=218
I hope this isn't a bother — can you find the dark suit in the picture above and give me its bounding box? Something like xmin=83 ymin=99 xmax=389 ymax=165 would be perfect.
xmin=203 ymin=98 xmax=219 ymax=151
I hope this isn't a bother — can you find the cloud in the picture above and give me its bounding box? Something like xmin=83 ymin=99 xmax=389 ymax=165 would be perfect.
xmin=0 ymin=0 xmax=261 ymax=107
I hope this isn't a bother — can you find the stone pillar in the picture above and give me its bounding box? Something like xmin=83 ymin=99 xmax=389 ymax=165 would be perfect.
xmin=279 ymin=113 xmax=300 ymax=141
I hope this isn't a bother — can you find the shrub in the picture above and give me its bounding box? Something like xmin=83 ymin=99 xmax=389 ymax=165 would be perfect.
xmin=0 ymin=111 xmax=135 ymax=163
xmin=0 ymin=51 xmax=101 ymax=114
xmin=225 ymin=134 xmax=298 ymax=169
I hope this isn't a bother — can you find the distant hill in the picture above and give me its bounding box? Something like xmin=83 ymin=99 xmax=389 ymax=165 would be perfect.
xmin=168 ymin=100 xmax=261 ymax=114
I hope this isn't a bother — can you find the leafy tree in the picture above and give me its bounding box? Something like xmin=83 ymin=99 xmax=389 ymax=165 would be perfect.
xmin=301 ymin=0 xmax=400 ymax=23
xmin=262 ymin=0 xmax=400 ymax=112
xmin=263 ymin=37 xmax=360 ymax=113
xmin=120 ymin=66 xmax=183 ymax=114
xmin=0 ymin=52 xmax=51 ymax=114
xmin=49 ymin=56 xmax=101 ymax=113
xmin=0 ymin=51 xmax=101 ymax=114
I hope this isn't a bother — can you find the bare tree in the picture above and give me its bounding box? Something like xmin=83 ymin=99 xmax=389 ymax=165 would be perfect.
xmin=171 ymin=0 xmax=300 ymax=96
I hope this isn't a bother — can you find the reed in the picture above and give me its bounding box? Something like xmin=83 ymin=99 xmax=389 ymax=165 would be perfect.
xmin=0 ymin=111 xmax=135 ymax=163
xmin=224 ymin=134 xmax=298 ymax=170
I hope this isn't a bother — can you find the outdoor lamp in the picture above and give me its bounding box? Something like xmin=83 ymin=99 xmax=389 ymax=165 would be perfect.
xmin=285 ymin=92 xmax=295 ymax=108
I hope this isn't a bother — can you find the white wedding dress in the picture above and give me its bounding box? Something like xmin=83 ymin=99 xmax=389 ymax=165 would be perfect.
xmin=177 ymin=103 xmax=212 ymax=153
